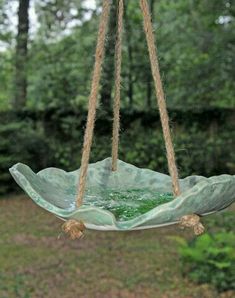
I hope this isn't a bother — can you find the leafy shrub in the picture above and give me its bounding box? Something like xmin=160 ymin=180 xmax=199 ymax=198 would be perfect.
xmin=204 ymin=212 xmax=235 ymax=233
xmin=0 ymin=120 xmax=52 ymax=194
xmin=0 ymin=108 xmax=234 ymax=195
xmin=176 ymin=233 xmax=235 ymax=292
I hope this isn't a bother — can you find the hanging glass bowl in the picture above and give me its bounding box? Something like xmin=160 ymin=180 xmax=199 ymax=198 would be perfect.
xmin=9 ymin=158 xmax=235 ymax=231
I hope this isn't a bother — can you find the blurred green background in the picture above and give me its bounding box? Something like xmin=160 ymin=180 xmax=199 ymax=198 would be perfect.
xmin=0 ymin=0 xmax=234 ymax=297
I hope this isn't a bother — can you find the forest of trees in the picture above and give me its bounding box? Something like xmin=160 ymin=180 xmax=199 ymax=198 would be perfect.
xmin=0 ymin=0 xmax=234 ymax=194
xmin=0 ymin=0 xmax=234 ymax=111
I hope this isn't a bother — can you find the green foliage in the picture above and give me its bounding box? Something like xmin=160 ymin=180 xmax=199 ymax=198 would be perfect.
xmin=0 ymin=0 xmax=13 ymax=44
xmin=176 ymin=232 xmax=235 ymax=292
xmin=0 ymin=119 xmax=52 ymax=194
xmin=157 ymin=0 xmax=235 ymax=108
xmin=0 ymin=51 xmax=13 ymax=110
xmin=0 ymin=108 xmax=234 ymax=195
xmin=2 ymin=0 xmax=235 ymax=110
xmin=204 ymin=211 xmax=235 ymax=235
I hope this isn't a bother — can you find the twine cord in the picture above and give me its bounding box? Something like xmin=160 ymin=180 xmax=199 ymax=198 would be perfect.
xmin=76 ymin=0 xmax=111 ymax=207
xmin=139 ymin=0 xmax=205 ymax=234
xmin=140 ymin=0 xmax=180 ymax=197
xmin=111 ymin=0 xmax=124 ymax=171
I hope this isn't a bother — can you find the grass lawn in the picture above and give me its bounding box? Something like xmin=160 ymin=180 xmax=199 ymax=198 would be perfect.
xmin=0 ymin=195 xmax=234 ymax=298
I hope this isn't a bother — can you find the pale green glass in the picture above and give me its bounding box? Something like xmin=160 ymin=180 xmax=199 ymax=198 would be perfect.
xmin=9 ymin=158 xmax=235 ymax=231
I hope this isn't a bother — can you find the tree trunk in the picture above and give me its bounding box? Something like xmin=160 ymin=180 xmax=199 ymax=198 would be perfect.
xmin=100 ymin=0 xmax=117 ymax=112
xmin=13 ymin=0 xmax=30 ymax=109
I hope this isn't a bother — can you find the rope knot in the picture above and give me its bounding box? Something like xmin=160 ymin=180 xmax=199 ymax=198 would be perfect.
xmin=62 ymin=219 xmax=85 ymax=240
xmin=180 ymin=214 xmax=205 ymax=236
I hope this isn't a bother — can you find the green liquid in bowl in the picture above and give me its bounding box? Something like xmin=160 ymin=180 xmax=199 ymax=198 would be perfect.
xmin=83 ymin=189 xmax=174 ymax=221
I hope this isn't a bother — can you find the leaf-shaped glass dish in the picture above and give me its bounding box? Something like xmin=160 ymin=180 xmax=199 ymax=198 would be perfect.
xmin=9 ymin=158 xmax=235 ymax=230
